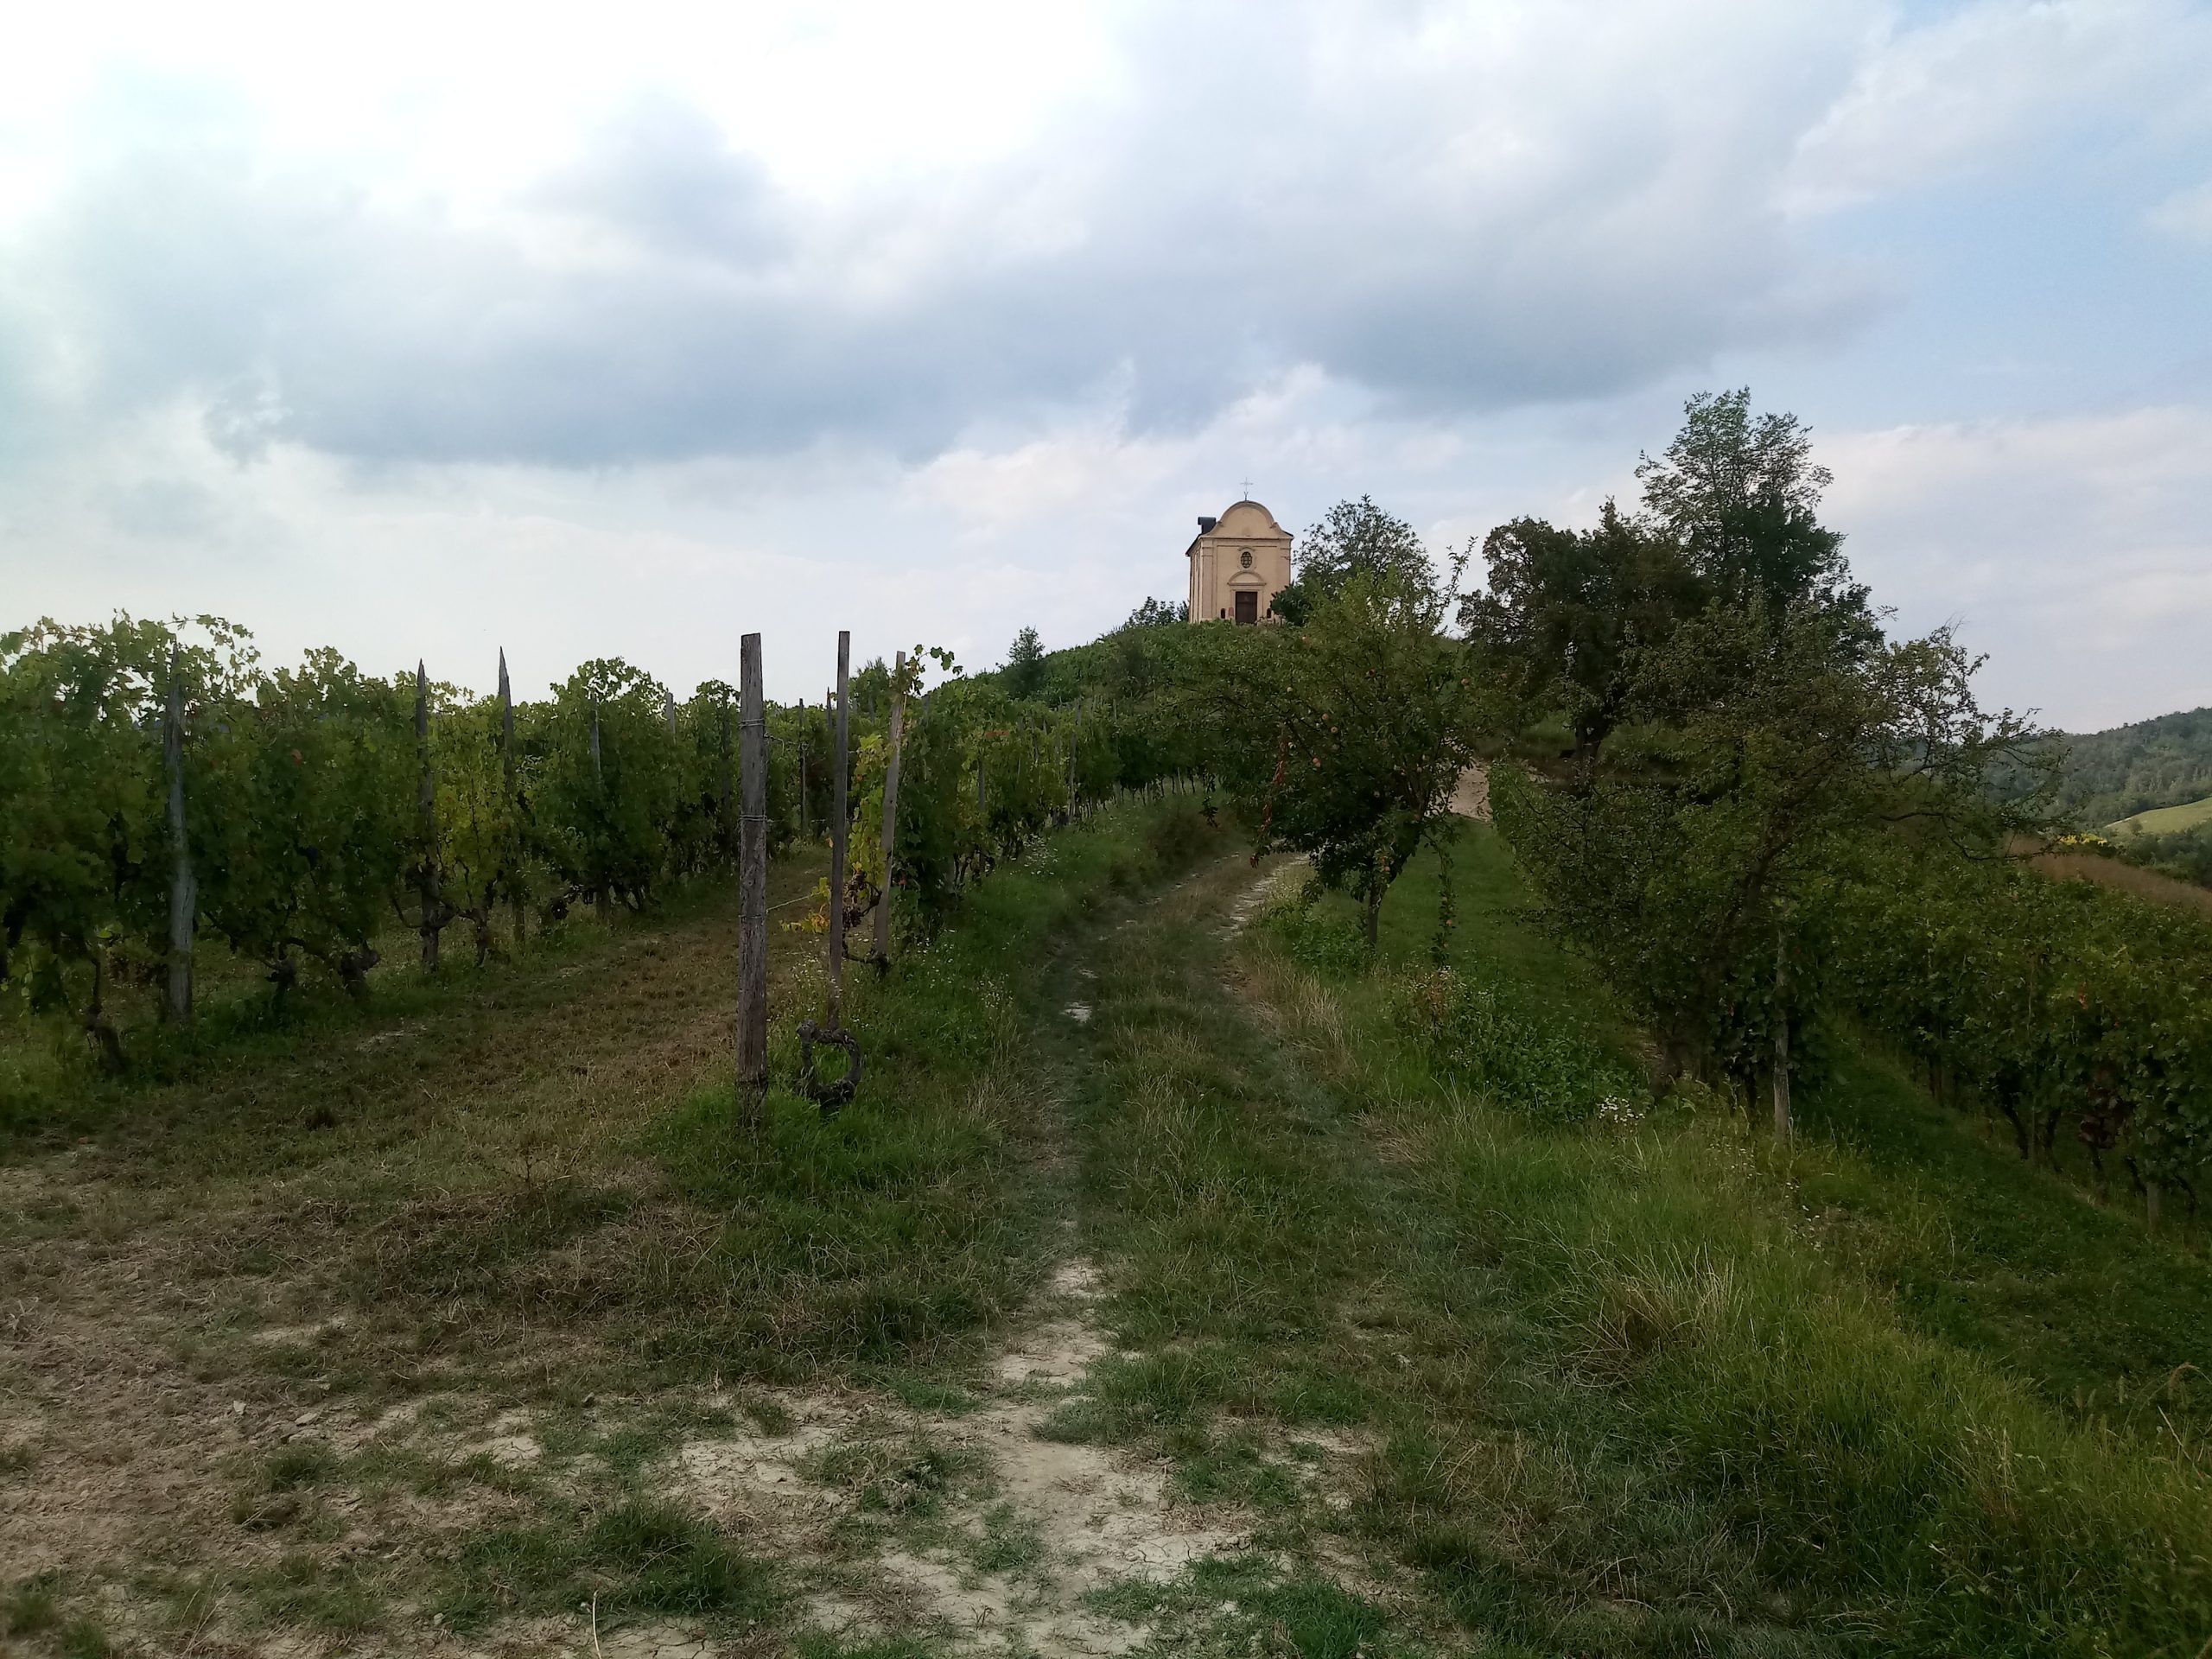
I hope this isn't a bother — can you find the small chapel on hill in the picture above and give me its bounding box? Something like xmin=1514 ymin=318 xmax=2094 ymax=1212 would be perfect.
xmin=1184 ymin=499 xmax=1293 ymax=625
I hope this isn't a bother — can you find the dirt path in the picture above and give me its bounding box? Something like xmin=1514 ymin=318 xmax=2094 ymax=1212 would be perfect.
xmin=1 ymin=838 xmax=1410 ymax=1658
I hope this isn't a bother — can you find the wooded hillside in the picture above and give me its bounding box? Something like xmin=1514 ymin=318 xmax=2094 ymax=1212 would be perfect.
xmin=2050 ymin=705 xmax=2212 ymax=826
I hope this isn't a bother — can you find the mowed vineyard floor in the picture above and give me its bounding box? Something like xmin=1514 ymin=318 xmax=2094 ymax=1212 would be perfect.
xmin=2 ymin=860 xmax=827 ymax=1624
xmin=5 ymin=804 xmax=2212 ymax=1658
xmin=4 ymin=810 xmax=1389 ymax=1659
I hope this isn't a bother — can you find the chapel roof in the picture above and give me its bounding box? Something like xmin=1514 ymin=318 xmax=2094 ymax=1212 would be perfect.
xmin=1184 ymin=498 xmax=1290 ymax=558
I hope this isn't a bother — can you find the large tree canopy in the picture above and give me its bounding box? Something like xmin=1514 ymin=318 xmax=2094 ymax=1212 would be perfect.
xmin=1462 ymin=390 xmax=1873 ymax=758
xmin=1272 ymin=496 xmax=1436 ymax=625
xmin=1635 ymin=387 xmax=1866 ymax=617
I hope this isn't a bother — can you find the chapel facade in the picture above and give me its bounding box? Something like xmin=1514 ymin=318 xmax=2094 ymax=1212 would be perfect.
xmin=1185 ymin=499 xmax=1294 ymax=625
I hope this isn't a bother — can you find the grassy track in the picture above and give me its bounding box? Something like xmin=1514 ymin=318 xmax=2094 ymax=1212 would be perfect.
xmin=5 ymin=808 xmax=2209 ymax=1656
xmin=1026 ymin=822 xmax=2209 ymax=1655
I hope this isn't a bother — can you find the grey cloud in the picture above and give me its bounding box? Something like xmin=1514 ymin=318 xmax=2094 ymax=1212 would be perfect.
xmin=529 ymin=95 xmax=789 ymax=263
xmin=5 ymin=8 xmax=1912 ymax=469
xmin=104 ymin=477 xmax=224 ymax=538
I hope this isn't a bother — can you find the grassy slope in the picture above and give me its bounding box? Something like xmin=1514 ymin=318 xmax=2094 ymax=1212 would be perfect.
xmin=2050 ymin=705 xmax=2212 ymax=826
xmin=2109 ymin=795 xmax=2212 ymax=837
xmin=1049 ymin=822 xmax=2210 ymax=1655
xmin=1423 ymin=825 xmax=2212 ymax=1446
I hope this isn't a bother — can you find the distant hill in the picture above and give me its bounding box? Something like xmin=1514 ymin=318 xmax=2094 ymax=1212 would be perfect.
xmin=2049 ymin=706 xmax=2212 ymax=827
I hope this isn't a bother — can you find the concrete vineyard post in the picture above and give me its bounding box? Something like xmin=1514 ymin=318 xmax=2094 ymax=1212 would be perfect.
xmin=416 ymin=661 xmax=442 ymax=972
xmin=737 ymin=633 xmax=768 ymax=1130
xmin=871 ymin=652 xmax=907 ymax=970
xmin=162 ymin=646 xmax=194 ymax=1023
xmin=826 ymin=631 xmax=851 ymax=1030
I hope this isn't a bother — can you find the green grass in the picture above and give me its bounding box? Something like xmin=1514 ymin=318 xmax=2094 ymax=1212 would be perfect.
xmin=18 ymin=802 xmax=2212 ymax=1656
xmin=2108 ymin=794 xmax=2212 ymax=837
xmin=1090 ymin=1554 xmax=1422 ymax=1658
xmin=1046 ymin=821 xmax=2212 ymax=1653
xmin=436 ymin=1500 xmax=779 ymax=1631
xmin=1794 ymin=1046 xmax=2212 ymax=1445
xmin=622 ymin=799 xmax=1233 ymax=1384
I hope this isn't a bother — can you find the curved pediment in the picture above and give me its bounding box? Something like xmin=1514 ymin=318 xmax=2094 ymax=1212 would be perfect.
xmin=1215 ymin=499 xmax=1288 ymax=538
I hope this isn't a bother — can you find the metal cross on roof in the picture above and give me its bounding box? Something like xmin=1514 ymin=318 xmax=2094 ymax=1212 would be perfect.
xmin=1238 ymin=476 xmax=1254 ymax=499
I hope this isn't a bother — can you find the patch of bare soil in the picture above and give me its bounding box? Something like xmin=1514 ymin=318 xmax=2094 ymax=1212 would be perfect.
xmin=0 ymin=880 xmax=821 ymax=1655
xmin=1451 ymin=764 xmax=1490 ymax=822
xmin=1222 ymin=856 xmax=1309 ymax=938
xmin=663 ymin=1260 xmax=1253 ymax=1657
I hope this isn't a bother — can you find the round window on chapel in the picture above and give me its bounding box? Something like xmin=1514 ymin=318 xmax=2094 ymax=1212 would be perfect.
xmin=1240 ymin=549 xmax=1254 ymax=569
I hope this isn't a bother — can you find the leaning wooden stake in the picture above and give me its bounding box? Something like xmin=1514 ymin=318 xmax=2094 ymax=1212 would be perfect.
xmin=870 ymin=652 xmax=908 ymax=970
xmin=736 ymin=633 xmax=769 ymax=1131
xmin=162 ymin=646 xmax=195 ymax=1023
xmin=416 ymin=661 xmax=442 ymax=972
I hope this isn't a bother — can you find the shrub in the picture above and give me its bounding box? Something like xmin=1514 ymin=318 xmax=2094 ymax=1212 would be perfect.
xmin=1398 ymin=966 xmax=1641 ymax=1124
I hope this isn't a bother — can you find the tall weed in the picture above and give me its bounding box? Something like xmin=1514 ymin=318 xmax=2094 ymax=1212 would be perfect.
xmin=1396 ymin=966 xmax=1642 ymax=1125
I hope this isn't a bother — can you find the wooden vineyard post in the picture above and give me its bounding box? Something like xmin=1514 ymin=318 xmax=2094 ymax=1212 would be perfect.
xmin=870 ymin=652 xmax=907 ymax=971
xmin=716 ymin=693 xmax=734 ymax=864
xmin=416 ymin=661 xmax=443 ymax=972
xmin=499 ymin=649 xmax=524 ymax=948
xmin=1772 ymin=922 xmax=1791 ymax=1140
xmin=589 ymin=701 xmax=609 ymax=921
xmin=798 ymin=630 xmax=863 ymax=1116
xmin=737 ymin=633 xmax=768 ymax=1131
xmin=162 ymin=646 xmax=195 ymax=1023
xmin=826 ymin=632 xmax=851 ymax=1028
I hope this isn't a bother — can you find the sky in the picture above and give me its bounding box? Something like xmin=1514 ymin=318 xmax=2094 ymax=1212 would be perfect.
xmin=1 ymin=0 xmax=2208 ymax=730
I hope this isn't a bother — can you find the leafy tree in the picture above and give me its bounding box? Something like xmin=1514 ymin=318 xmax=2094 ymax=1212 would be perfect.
xmin=536 ymin=658 xmax=681 ymax=914
xmin=1459 ymin=499 xmax=1699 ymax=754
xmin=847 ymin=657 xmax=893 ymax=719
xmin=1125 ymin=596 xmax=1188 ymax=627
xmin=1272 ymin=497 xmax=1434 ymax=625
xmin=1215 ymin=566 xmax=1484 ymax=947
xmin=1463 ymin=390 xmax=1875 ymax=767
xmin=423 ymin=684 xmax=529 ymax=964
xmin=1002 ymin=626 xmax=1046 ymax=700
xmin=1635 ymin=387 xmax=1867 ymax=620
xmin=1492 ymin=601 xmax=2036 ymax=1088
xmin=194 ymin=650 xmax=413 ymax=1002
xmin=0 ymin=616 xmax=242 ymax=1058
